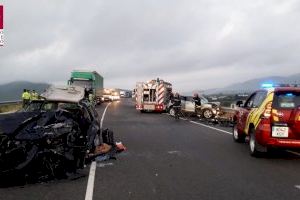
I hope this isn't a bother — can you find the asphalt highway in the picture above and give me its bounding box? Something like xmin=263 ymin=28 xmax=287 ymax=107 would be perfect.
xmin=1 ymin=98 xmax=300 ymax=200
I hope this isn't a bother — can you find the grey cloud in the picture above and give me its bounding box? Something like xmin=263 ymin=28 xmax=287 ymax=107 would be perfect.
xmin=0 ymin=0 xmax=299 ymax=91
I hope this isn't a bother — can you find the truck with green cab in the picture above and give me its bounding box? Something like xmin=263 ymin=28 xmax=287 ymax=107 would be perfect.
xmin=68 ymin=70 xmax=104 ymax=104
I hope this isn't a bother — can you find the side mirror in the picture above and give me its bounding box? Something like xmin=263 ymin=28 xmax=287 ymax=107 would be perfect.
xmin=236 ymin=100 xmax=244 ymax=107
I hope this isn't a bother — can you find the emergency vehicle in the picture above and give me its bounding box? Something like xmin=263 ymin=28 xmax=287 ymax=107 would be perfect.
xmin=135 ymin=78 xmax=172 ymax=112
xmin=233 ymin=84 xmax=300 ymax=156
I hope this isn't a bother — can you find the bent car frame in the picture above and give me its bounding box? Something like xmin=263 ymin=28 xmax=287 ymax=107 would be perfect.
xmin=0 ymin=86 xmax=100 ymax=182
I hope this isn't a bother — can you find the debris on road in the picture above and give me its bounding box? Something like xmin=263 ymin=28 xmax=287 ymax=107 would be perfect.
xmin=97 ymin=162 xmax=114 ymax=168
xmin=0 ymin=86 xmax=103 ymax=185
xmin=0 ymin=109 xmax=88 ymax=183
xmin=87 ymin=129 xmax=127 ymax=164
xmin=116 ymin=141 xmax=127 ymax=153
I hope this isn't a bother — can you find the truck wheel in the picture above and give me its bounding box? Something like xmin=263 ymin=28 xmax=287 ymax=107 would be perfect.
xmin=202 ymin=109 xmax=213 ymax=119
xmin=233 ymin=124 xmax=245 ymax=143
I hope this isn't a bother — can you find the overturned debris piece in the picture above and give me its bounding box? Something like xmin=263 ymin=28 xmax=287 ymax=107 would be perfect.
xmin=97 ymin=162 xmax=114 ymax=168
xmin=95 ymin=154 xmax=110 ymax=162
xmin=102 ymin=128 xmax=115 ymax=146
xmin=115 ymin=141 xmax=127 ymax=153
xmin=94 ymin=143 xmax=112 ymax=154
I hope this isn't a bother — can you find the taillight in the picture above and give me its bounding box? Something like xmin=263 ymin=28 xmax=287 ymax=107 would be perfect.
xmin=295 ymin=107 xmax=300 ymax=121
xmin=262 ymin=101 xmax=272 ymax=118
xmin=272 ymin=109 xmax=279 ymax=122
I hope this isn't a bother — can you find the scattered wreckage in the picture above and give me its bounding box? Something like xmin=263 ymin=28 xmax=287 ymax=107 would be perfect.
xmin=165 ymin=95 xmax=238 ymax=126
xmin=0 ymin=86 xmax=124 ymax=184
xmin=167 ymin=95 xmax=220 ymax=119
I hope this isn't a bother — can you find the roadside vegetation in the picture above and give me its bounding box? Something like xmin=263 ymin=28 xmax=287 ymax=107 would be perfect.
xmin=0 ymin=103 xmax=22 ymax=113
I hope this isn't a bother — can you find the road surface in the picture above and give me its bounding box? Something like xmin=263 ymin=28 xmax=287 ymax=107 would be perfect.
xmin=1 ymin=98 xmax=300 ymax=200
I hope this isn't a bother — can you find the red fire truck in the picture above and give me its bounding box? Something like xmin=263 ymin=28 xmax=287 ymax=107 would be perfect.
xmin=135 ymin=78 xmax=172 ymax=112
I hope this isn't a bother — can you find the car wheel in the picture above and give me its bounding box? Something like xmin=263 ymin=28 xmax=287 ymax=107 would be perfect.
xmin=233 ymin=124 xmax=245 ymax=143
xmin=202 ymin=109 xmax=213 ymax=119
xmin=169 ymin=107 xmax=175 ymax=116
xmin=249 ymin=128 xmax=261 ymax=157
xmin=140 ymin=110 xmax=145 ymax=113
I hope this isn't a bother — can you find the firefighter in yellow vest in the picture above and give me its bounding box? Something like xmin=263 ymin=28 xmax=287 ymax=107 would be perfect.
xmin=89 ymin=93 xmax=94 ymax=103
xmin=31 ymin=90 xmax=39 ymax=100
xmin=22 ymin=89 xmax=31 ymax=108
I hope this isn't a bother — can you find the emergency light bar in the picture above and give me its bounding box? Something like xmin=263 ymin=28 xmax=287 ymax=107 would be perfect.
xmin=261 ymin=83 xmax=274 ymax=89
xmin=261 ymin=83 xmax=300 ymax=89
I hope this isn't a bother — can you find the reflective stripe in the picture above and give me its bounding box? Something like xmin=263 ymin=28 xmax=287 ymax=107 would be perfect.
xmin=158 ymin=84 xmax=164 ymax=104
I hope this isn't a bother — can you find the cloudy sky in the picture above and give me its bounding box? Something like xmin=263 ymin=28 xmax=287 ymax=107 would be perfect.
xmin=0 ymin=0 xmax=299 ymax=92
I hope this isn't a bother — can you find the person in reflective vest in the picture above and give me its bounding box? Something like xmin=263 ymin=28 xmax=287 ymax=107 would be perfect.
xmin=89 ymin=93 xmax=94 ymax=103
xmin=31 ymin=90 xmax=39 ymax=100
xmin=22 ymin=89 xmax=31 ymax=108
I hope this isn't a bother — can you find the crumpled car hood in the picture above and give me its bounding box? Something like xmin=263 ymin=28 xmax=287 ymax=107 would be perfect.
xmin=0 ymin=112 xmax=40 ymax=135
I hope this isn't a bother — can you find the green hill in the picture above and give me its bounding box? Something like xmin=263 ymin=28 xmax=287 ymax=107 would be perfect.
xmin=202 ymin=73 xmax=300 ymax=94
xmin=0 ymin=81 xmax=50 ymax=102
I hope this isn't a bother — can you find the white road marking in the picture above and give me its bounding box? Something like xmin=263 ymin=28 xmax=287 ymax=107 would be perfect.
xmin=84 ymin=103 xmax=111 ymax=200
xmin=167 ymin=114 xmax=300 ymax=157
xmin=286 ymin=150 xmax=300 ymax=157
xmin=85 ymin=161 xmax=97 ymax=200
xmin=295 ymin=185 xmax=300 ymax=190
xmin=189 ymin=120 xmax=232 ymax=135
xmin=100 ymin=103 xmax=112 ymax=130
xmin=167 ymin=150 xmax=180 ymax=154
xmin=190 ymin=121 xmax=300 ymax=157
xmin=97 ymin=162 xmax=114 ymax=168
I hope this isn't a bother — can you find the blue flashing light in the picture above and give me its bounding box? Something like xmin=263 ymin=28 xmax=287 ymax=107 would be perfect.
xmin=285 ymin=93 xmax=294 ymax=97
xmin=261 ymin=83 xmax=274 ymax=89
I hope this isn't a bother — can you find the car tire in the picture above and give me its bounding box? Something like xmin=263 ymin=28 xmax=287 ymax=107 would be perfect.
xmin=140 ymin=110 xmax=145 ymax=113
xmin=249 ymin=128 xmax=261 ymax=157
xmin=233 ymin=124 xmax=245 ymax=143
xmin=202 ymin=109 xmax=213 ymax=119
xmin=169 ymin=107 xmax=175 ymax=116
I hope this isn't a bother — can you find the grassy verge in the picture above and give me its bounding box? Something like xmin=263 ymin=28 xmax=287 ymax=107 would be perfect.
xmin=0 ymin=103 xmax=22 ymax=113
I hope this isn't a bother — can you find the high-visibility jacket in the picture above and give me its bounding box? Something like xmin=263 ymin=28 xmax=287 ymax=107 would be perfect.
xmin=31 ymin=92 xmax=39 ymax=100
xmin=89 ymin=93 xmax=94 ymax=102
xmin=22 ymin=92 xmax=31 ymax=100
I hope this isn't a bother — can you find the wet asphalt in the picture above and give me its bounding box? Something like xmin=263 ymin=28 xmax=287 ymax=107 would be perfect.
xmin=1 ymin=98 xmax=300 ymax=200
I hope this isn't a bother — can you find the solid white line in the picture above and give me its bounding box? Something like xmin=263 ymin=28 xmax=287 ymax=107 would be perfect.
xmin=189 ymin=120 xmax=232 ymax=135
xmin=295 ymin=185 xmax=300 ymax=190
xmin=185 ymin=116 xmax=300 ymax=158
xmin=100 ymin=103 xmax=112 ymax=130
xmin=85 ymin=103 xmax=111 ymax=200
xmin=190 ymin=121 xmax=300 ymax=157
xmin=85 ymin=162 xmax=97 ymax=200
xmin=286 ymin=150 xmax=300 ymax=157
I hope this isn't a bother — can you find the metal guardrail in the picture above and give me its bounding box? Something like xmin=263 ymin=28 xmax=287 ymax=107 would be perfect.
xmin=0 ymin=100 xmax=22 ymax=105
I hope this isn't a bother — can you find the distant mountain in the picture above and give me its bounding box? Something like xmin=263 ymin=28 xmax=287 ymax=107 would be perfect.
xmin=0 ymin=81 xmax=50 ymax=102
xmin=203 ymin=73 xmax=300 ymax=95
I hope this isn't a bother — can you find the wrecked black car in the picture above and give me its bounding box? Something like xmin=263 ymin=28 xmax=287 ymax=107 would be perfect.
xmin=0 ymin=86 xmax=100 ymax=182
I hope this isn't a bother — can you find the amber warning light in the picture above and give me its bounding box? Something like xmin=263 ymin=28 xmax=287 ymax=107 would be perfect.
xmin=0 ymin=5 xmax=3 ymax=46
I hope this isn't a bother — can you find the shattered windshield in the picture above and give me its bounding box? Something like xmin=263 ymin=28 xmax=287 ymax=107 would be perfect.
xmin=25 ymin=101 xmax=44 ymax=112
xmin=72 ymin=80 xmax=92 ymax=89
